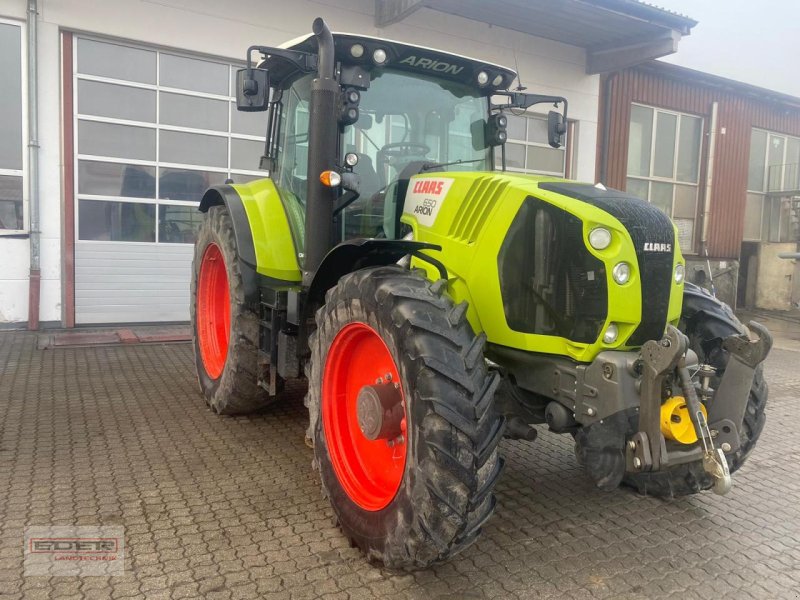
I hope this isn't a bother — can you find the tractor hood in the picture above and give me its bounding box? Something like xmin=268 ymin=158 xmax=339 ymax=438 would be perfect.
xmin=400 ymin=172 xmax=685 ymax=362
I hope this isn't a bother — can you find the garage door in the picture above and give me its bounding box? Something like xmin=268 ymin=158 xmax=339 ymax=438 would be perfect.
xmin=73 ymin=36 xmax=266 ymax=323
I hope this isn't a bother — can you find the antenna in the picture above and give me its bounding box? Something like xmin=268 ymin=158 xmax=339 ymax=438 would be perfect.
xmin=512 ymin=44 xmax=527 ymax=92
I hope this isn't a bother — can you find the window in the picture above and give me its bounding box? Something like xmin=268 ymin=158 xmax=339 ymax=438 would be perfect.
xmin=338 ymin=70 xmax=492 ymax=240
xmin=744 ymin=128 xmax=799 ymax=242
xmin=626 ymin=104 xmax=703 ymax=253
xmin=495 ymin=113 xmax=569 ymax=176
xmin=74 ymin=37 xmax=267 ymax=244
xmin=0 ymin=20 xmax=24 ymax=231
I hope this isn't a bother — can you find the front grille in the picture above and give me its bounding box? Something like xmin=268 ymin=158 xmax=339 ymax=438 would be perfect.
xmin=497 ymin=196 xmax=607 ymax=343
xmin=538 ymin=182 xmax=675 ymax=345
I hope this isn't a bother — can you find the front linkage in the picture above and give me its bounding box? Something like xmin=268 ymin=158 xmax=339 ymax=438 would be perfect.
xmin=629 ymin=322 xmax=771 ymax=494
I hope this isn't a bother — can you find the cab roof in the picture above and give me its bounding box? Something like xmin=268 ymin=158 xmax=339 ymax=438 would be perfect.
xmin=266 ymin=31 xmax=517 ymax=95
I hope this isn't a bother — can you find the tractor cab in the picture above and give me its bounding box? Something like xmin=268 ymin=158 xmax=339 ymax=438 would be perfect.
xmin=241 ymin=30 xmax=566 ymax=257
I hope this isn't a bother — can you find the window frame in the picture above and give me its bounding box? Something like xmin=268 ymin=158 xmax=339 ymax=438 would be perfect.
xmin=73 ymin=34 xmax=268 ymax=245
xmin=625 ymin=102 xmax=704 ymax=254
xmin=0 ymin=17 xmax=27 ymax=234
xmin=744 ymin=127 xmax=800 ymax=242
xmin=495 ymin=110 xmax=575 ymax=178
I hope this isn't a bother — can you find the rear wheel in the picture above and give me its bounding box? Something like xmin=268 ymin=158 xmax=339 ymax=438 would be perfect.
xmin=191 ymin=205 xmax=271 ymax=414
xmin=623 ymin=284 xmax=768 ymax=497
xmin=306 ymin=266 xmax=504 ymax=569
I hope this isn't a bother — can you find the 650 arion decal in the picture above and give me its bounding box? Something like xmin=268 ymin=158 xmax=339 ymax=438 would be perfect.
xmin=403 ymin=177 xmax=454 ymax=227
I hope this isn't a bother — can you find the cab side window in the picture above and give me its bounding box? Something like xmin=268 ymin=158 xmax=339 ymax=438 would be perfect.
xmin=274 ymin=76 xmax=312 ymax=207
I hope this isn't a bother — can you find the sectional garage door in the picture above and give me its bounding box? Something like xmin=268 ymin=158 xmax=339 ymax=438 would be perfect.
xmin=72 ymin=36 xmax=266 ymax=323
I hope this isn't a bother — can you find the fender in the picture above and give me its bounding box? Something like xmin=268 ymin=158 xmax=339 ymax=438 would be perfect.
xmin=200 ymin=185 xmax=258 ymax=269
xmin=199 ymin=185 xmax=261 ymax=308
xmin=300 ymin=238 xmax=443 ymax=350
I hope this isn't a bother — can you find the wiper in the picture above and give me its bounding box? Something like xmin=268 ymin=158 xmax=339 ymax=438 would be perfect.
xmin=420 ymin=158 xmax=484 ymax=171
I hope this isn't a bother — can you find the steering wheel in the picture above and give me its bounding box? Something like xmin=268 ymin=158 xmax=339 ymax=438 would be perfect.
xmin=380 ymin=142 xmax=430 ymax=160
xmin=377 ymin=142 xmax=431 ymax=187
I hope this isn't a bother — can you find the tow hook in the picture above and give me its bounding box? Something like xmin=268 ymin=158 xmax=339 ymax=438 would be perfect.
xmin=691 ymin=396 xmax=731 ymax=495
xmin=677 ymin=356 xmax=731 ymax=495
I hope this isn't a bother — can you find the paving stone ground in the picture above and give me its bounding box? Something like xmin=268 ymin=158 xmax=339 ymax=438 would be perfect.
xmin=1 ymin=329 xmax=799 ymax=599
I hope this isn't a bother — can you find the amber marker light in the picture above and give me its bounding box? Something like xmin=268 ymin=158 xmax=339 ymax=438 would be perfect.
xmin=320 ymin=171 xmax=342 ymax=187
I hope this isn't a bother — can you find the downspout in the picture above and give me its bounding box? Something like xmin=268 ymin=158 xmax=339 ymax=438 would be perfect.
xmin=26 ymin=0 xmax=40 ymax=330
xmin=599 ymin=72 xmax=617 ymax=184
xmin=701 ymin=101 xmax=719 ymax=295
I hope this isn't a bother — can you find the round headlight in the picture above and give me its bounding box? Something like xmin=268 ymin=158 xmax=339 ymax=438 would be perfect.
xmin=372 ymin=48 xmax=387 ymax=65
xmin=674 ymin=263 xmax=685 ymax=284
xmin=344 ymin=152 xmax=359 ymax=167
xmin=588 ymin=227 xmax=612 ymax=250
xmin=350 ymin=44 xmax=365 ymax=58
xmin=496 ymin=114 xmax=508 ymax=128
xmin=492 ymin=74 xmax=504 ymax=87
xmin=612 ymin=262 xmax=631 ymax=285
xmin=346 ymin=89 xmax=360 ymax=103
xmin=603 ymin=323 xmax=619 ymax=344
xmin=477 ymin=71 xmax=489 ymax=85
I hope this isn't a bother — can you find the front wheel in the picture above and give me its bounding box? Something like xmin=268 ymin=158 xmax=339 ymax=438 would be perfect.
xmin=306 ymin=266 xmax=504 ymax=569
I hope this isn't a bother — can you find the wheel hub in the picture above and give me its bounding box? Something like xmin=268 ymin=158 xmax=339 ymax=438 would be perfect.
xmin=356 ymin=383 xmax=404 ymax=441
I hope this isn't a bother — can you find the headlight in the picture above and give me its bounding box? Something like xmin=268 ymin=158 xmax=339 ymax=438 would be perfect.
xmin=603 ymin=323 xmax=619 ymax=344
xmin=350 ymin=44 xmax=365 ymax=58
xmin=612 ymin=262 xmax=631 ymax=285
xmin=588 ymin=227 xmax=611 ymax=250
xmin=372 ymin=48 xmax=387 ymax=65
xmin=477 ymin=71 xmax=489 ymax=85
xmin=674 ymin=263 xmax=685 ymax=284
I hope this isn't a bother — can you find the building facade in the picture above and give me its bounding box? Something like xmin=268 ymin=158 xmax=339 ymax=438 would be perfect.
xmin=0 ymin=0 xmax=693 ymax=327
xmin=599 ymin=61 xmax=800 ymax=309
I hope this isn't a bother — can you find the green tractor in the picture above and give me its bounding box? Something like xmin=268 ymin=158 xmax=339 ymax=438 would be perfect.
xmin=191 ymin=18 xmax=772 ymax=568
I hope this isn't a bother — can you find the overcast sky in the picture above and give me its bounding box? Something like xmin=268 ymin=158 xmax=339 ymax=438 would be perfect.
xmin=655 ymin=0 xmax=800 ymax=96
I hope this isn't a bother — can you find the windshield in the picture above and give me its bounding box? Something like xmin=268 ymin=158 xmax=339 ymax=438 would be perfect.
xmin=340 ymin=69 xmax=490 ymax=239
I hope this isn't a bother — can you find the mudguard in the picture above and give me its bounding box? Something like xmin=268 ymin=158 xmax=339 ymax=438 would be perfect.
xmin=199 ymin=179 xmax=303 ymax=287
xmin=305 ymin=238 xmax=442 ymax=309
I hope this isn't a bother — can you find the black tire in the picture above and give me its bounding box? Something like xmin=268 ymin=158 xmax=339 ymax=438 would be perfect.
xmin=306 ymin=266 xmax=504 ymax=569
xmin=623 ymin=283 xmax=768 ymax=497
xmin=190 ymin=205 xmax=271 ymax=414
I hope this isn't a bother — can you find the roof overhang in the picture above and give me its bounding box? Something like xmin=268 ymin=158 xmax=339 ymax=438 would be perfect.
xmin=375 ymin=0 xmax=697 ymax=74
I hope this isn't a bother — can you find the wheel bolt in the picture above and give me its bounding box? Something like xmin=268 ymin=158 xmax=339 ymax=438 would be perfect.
xmin=633 ymin=457 xmax=642 ymax=469
xmin=627 ymin=440 xmax=636 ymax=451
xmin=721 ymin=442 xmax=732 ymax=452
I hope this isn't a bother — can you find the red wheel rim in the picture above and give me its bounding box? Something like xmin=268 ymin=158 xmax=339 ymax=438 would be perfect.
xmin=322 ymin=323 xmax=408 ymax=511
xmin=197 ymin=243 xmax=230 ymax=379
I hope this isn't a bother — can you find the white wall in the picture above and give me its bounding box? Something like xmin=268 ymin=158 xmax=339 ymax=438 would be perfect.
xmin=0 ymin=0 xmax=599 ymax=325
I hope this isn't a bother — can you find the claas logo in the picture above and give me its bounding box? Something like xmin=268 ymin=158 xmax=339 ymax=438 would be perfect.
xmin=412 ymin=180 xmax=445 ymax=195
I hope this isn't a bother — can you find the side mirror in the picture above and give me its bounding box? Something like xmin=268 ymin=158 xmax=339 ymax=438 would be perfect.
xmin=548 ymin=110 xmax=566 ymax=149
xmin=236 ymin=68 xmax=270 ymax=112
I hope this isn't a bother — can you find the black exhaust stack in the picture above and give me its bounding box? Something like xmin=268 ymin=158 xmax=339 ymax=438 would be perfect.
xmin=302 ymin=18 xmax=339 ymax=286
